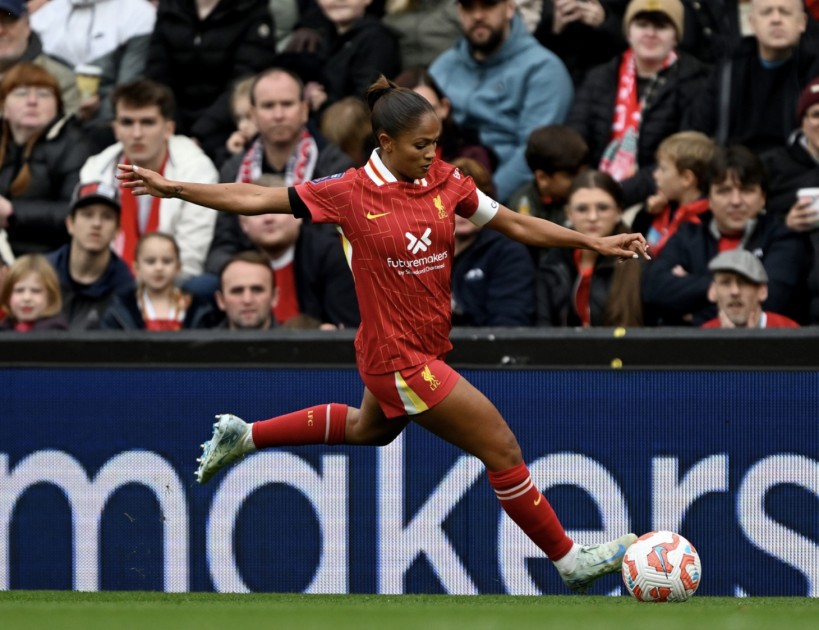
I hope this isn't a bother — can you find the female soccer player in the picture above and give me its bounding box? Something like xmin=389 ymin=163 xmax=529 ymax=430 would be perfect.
xmin=118 ymin=75 xmax=647 ymax=593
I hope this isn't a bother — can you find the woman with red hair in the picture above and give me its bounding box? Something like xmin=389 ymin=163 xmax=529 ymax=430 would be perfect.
xmin=0 ymin=63 xmax=93 ymax=256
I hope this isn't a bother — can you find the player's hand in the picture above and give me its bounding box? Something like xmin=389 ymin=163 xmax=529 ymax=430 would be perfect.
xmin=116 ymin=164 xmax=178 ymax=198
xmin=594 ymin=232 xmax=650 ymax=261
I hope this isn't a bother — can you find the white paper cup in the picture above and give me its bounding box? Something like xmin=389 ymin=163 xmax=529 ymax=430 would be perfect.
xmin=797 ymin=188 xmax=819 ymax=229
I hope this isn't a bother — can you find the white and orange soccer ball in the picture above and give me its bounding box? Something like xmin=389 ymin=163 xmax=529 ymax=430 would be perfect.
xmin=621 ymin=530 xmax=702 ymax=602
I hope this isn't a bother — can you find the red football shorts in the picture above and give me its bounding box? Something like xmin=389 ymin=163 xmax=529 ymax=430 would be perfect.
xmin=360 ymin=359 xmax=461 ymax=419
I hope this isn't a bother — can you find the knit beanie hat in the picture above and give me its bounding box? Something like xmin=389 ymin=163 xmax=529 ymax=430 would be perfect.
xmin=796 ymin=76 xmax=819 ymax=122
xmin=623 ymin=0 xmax=684 ymax=40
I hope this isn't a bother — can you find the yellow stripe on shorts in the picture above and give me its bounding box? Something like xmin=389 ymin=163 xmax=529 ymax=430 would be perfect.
xmin=394 ymin=370 xmax=429 ymax=415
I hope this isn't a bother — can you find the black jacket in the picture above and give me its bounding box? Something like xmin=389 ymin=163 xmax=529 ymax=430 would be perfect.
xmin=47 ymin=244 xmax=136 ymax=330
xmin=4 ymin=116 xmax=93 ymax=256
xmin=567 ymin=51 xmax=708 ymax=207
xmin=452 ymin=229 xmax=535 ymax=327
xmin=642 ymin=211 xmax=812 ymax=325
xmin=760 ymin=135 xmax=819 ymax=217
xmin=145 ymin=0 xmax=277 ymax=161
xmin=536 ymin=223 xmax=643 ymax=327
xmin=689 ymin=36 xmax=819 ymax=153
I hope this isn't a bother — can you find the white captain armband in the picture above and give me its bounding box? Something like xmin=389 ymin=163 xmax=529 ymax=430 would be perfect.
xmin=469 ymin=189 xmax=500 ymax=227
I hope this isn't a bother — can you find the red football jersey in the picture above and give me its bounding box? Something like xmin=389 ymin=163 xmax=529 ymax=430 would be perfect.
xmin=295 ymin=150 xmax=499 ymax=373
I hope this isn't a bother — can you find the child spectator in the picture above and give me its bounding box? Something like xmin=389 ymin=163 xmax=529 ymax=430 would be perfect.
xmin=301 ymin=0 xmax=401 ymax=114
xmin=631 ymin=131 xmax=716 ymax=257
xmin=320 ymin=96 xmax=373 ymax=167
xmin=102 ymin=232 xmax=210 ymax=330
xmin=224 ymin=76 xmax=259 ymax=157
xmin=642 ymin=145 xmax=812 ymax=326
xmin=0 ymin=253 xmax=68 ymax=331
xmin=537 ymin=170 xmax=644 ymax=327
xmin=507 ymin=125 xmax=589 ymax=226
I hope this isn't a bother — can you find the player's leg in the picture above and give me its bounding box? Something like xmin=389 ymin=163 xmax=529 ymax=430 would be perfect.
xmin=412 ymin=375 xmax=635 ymax=593
xmin=195 ymin=388 xmax=407 ymax=484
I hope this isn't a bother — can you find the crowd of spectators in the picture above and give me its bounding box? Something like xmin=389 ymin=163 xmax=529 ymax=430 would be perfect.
xmin=1 ymin=0 xmax=818 ymax=333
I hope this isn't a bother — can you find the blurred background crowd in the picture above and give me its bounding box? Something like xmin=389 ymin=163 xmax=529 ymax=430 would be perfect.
xmin=1 ymin=0 xmax=818 ymax=333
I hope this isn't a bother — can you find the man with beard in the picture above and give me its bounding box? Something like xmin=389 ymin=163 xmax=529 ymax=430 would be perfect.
xmin=429 ymin=0 xmax=573 ymax=203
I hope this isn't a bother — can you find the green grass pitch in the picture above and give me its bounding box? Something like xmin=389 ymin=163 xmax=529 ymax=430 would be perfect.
xmin=1 ymin=592 xmax=818 ymax=630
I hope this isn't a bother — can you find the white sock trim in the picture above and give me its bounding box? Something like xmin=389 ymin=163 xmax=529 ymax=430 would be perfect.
xmin=243 ymin=424 xmax=257 ymax=453
xmin=552 ymin=543 xmax=580 ymax=574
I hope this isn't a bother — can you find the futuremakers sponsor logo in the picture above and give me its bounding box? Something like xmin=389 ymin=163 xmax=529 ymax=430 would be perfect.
xmin=386 ymin=227 xmax=447 ymax=276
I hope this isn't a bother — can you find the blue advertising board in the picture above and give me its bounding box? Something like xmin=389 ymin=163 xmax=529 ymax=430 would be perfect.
xmin=1 ymin=367 xmax=817 ymax=596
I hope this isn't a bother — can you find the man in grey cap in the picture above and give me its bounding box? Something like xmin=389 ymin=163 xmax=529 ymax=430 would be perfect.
xmin=702 ymin=249 xmax=799 ymax=329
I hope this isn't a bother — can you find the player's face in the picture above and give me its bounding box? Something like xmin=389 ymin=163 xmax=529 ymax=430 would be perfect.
xmin=0 ymin=13 xmax=30 ymax=64
xmin=9 ymin=271 xmax=48 ymax=323
xmin=216 ymin=261 xmax=276 ymax=330
xmin=240 ymin=213 xmax=302 ymax=256
xmin=709 ymin=271 xmax=767 ymax=327
xmin=113 ymin=104 xmax=174 ymax=171
xmin=627 ymin=16 xmax=677 ymax=65
xmin=458 ymin=0 xmax=515 ymax=58
xmin=566 ymin=187 xmax=622 ymax=238
xmin=318 ymin=0 xmax=372 ymax=31
xmin=379 ymin=112 xmax=441 ymax=182
xmin=134 ymin=237 xmax=180 ymax=293
xmin=802 ymin=103 xmax=819 ymax=156
xmin=67 ymin=203 xmax=119 ymax=255
xmin=708 ymin=174 xmax=766 ymax=236
xmin=749 ymin=0 xmax=806 ymax=58
xmin=652 ymin=156 xmax=687 ymax=201
xmin=252 ymin=72 xmax=309 ymax=148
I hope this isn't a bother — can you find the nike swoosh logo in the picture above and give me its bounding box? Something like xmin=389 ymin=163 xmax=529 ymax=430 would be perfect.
xmin=592 ymin=544 xmax=626 ymax=566
xmin=366 ymin=211 xmax=390 ymax=219
xmin=533 ymin=494 xmax=543 ymax=506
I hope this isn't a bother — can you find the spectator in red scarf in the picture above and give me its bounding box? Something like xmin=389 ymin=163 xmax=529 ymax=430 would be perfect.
xmin=536 ymin=170 xmax=644 ymax=327
xmin=567 ymin=0 xmax=708 ymax=208
xmin=80 ymin=79 xmax=219 ymax=283
xmin=631 ymin=130 xmax=715 ymax=256
xmin=204 ymin=68 xmax=353 ymax=279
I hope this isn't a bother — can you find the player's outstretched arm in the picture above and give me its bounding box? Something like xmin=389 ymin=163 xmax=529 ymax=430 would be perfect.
xmin=116 ymin=164 xmax=292 ymax=216
xmin=487 ymin=205 xmax=650 ymax=261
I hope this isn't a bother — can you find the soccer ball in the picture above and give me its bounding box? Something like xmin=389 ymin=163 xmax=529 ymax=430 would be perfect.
xmin=621 ymin=530 xmax=701 ymax=602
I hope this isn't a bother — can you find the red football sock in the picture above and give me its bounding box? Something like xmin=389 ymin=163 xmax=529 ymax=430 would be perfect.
xmin=487 ymin=461 xmax=574 ymax=561
xmin=251 ymin=403 xmax=348 ymax=448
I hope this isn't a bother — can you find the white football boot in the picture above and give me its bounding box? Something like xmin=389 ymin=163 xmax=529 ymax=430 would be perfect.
xmin=195 ymin=413 xmax=251 ymax=484
xmin=559 ymin=533 xmax=638 ymax=593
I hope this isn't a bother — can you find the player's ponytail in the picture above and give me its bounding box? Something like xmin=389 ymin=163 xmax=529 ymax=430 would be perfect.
xmin=366 ymin=74 xmax=435 ymax=142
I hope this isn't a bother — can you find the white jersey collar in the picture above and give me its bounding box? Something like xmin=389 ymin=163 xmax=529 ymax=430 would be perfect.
xmin=364 ymin=149 xmax=427 ymax=187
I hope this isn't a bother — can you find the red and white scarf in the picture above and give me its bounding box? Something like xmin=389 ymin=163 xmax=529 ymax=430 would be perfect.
xmin=138 ymin=287 xmax=190 ymax=332
xmin=236 ymin=130 xmax=319 ymax=185
xmin=116 ymin=154 xmax=168 ymax=268
xmin=600 ymin=49 xmax=677 ymax=181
